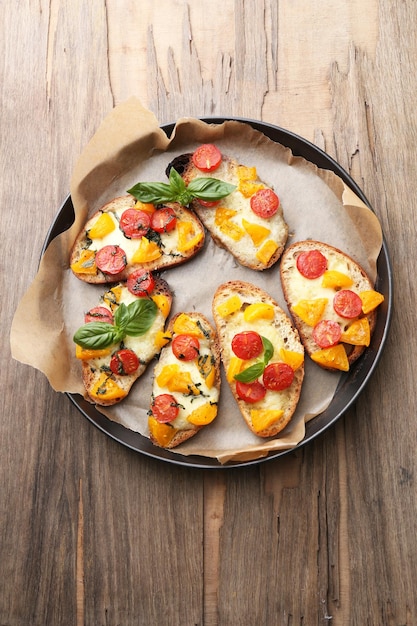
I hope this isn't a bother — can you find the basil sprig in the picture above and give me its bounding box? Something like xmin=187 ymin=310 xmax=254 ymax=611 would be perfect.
xmin=127 ymin=167 xmax=236 ymax=206
xmin=74 ymin=299 xmax=157 ymax=350
xmin=234 ymin=336 xmax=274 ymax=383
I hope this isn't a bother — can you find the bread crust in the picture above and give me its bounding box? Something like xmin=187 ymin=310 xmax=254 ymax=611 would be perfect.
xmin=280 ymin=240 xmax=377 ymax=370
xmin=167 ymin=153 xmax=288 ymax=270
xmin=212 ymin=280 xmax=304 ymax=437
xmin=80 ymin=277 xmax=173 ymax=406
xmin=70 ymin=195 xmax=205 ymax=283
xmin=149 ymin=312 xmax=221 ymax=449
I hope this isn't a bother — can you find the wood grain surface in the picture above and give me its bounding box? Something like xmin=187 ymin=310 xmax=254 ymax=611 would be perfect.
xmin=2 ymin=1 xmax=416 ymax=624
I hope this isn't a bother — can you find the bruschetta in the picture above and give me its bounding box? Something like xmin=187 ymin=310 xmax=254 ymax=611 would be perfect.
xmin=148 ymin=312 xmax=221 ymax=449
xmin=212 ymin=281 xmax=304 ymax=437
xmin=70 ymin=195 xmax=205 ymax=283
xmin=280 ymin=240 xmax=385 ymax=371
xmin=73 ymin=273 xmax=173 ymax=406
xmin=166 ymin=144 xmax=288 ymax=270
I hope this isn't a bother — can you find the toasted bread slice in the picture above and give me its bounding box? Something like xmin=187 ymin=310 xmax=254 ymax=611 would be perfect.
xmin=75 ymin=277 xmax=173 ymax=406
xmin=212 ymin=281 xmax=304 ymax=437
xmin=148 ymin=312 xmax=221 ymax=449
xmin=166 ymin=150 xmax=288 ymax=270
xmin=70 ymin=195 xmax=205 ymax=283
xmin=280 ymin=240 xmax=384 ymax=371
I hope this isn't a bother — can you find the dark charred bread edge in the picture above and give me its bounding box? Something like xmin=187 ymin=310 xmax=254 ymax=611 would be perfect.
xmin=70 ymin=195 xmax=205 ymax=284
xmin=212 ymin=280 xmax=305 ymax=438
xmin=149 ymin=311 xmax=222 ymax=449
xmin=280 ymin=240 xmax=377 ymax=371
xmin=166 ymin=154 xmax=193 ymax=178
xmin=82 ymin=277 xmax=173 ymax=406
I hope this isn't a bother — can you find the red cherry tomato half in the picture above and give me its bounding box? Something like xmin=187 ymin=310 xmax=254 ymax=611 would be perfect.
xmin=231 ymin=331 xmax=264 ymax=360
xmin=333 ymin=290 xmax=363 ymax=319
xmin=127 ymin=268 xmax=155 ymax=296
xmin=152 ymin=393 xmax=180 ymax=423
xmin=110 ymin=349 xmax=140 ymax=375
xmin=192 ymin=144 xmax=222 ymax=172
xmin=172 ymin=334 xmax=200 ymax=361
xmin=250 ymin=188 xmax=280 ymax=218
xmin=120 ymin=209 xmax=150 ymax=239
xmin=198 ymin=199 xmax=221 ymax=208
xmin=95 ymin=245 xmax=127 ymax=275
xmin=262 ymin=362 xmax=295 ymax=391
xmin=235 ymin=380 xmax=266 ymax=404
xmin=312 ymin=319 xmax=342 ymax=348
xmin=296 ymin=249 xmax=327 ymax=279
xmin=150 ymin=206 xmax=177 ymax=233
xmin=84 ymin=306 xmax=113 ymax=324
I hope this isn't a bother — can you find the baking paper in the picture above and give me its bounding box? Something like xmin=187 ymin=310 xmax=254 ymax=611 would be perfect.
xmin=11 ymin=98 xmax=383 ymax=463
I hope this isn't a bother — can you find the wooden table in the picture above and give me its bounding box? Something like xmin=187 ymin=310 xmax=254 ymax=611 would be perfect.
xmin=2 ymin=2 xmax=416 ymax=624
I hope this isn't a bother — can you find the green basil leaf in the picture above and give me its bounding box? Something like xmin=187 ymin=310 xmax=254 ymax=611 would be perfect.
xmin=176 ymin=189 xmax=194 ymax=206
xmin=168 ymin=167 xmax=187 ymax=195
xmin=114 ymin=302 xmax=130 ymax=331
xmin=261 ymin=336 xmax=274 ymax=364
xmin=127 ymin=181 xmax=177 ymax=204
xmin=188 ymin=177 xmax=236 ymax=201
xmin=234 ymin=362 xmax=266 ymax=383
xmin=73 ymin=322 xmax=118 ymax=350
xmin=123 ymin=298 xmax=158 ymax=336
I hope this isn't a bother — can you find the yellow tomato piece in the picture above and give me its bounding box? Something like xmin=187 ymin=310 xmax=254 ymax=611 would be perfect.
xmin=238 ymin=180 xmax=264 ymax=198
xmin=75 ymin=345 xmax=112 ymax=360
xmin=172 ymin=313 xmax=205 ymax=338
xmin=340 ymin=317 xmax=370 ymax=346
xmin=360 ymin=290 xmax=384 ymax=314
xmin=237 ymin=165 xmax=257 ymax=181
xmin=214 ymin=207 xmax=237 ymax=224
xmin=180 ymin=230 xmax=204 ymax=252
xmin=89 ymin=373 xmax=128 ymax=402
xmin=169 ymin=372 xmax=200 ymax=395
xmin=156 ymin=364 xmax=199 ymax=395
xmin=279 ymin=348 xmax=304 ymax=371
xmin=187 ymin=403 xmax=218 ymax=426
xmin=219 ymin=220 xmax=245 ymax=241
xmin=103 ymin=285 xmax=123 ymax=311
xmin=244 ymin=302 xmax=275 ymax=322
xmin=131 ymin=237 xmax=162 ymax=263
xmin=198 ymin=354 xmax=215 ymax=389
xmin=70 ymin=249 xmax=97 ymax=275
xmin=148 ymin=416 xmax=178 ymax=447
xmin=292 ymin=298 xmax=328 ymax=327
xmin=236 ymin=166 xmax=263 ymax=197
xmin=321 ymin=270 xmax=353 ymax=289
xmin=216 ymin=295 xmax=242 ymax=318
xmin=151 ymin=294 xmax=171 ymax=317
xmin=241 ymin=218 xmax=271 ymax=246
xmin=250 ymin=409 xmax=285 ymax=433
xmin=154 ymin=330 xmax=172 ymax=349
xmin=204 ymin=366 xmax=216 ymax=389
xmin=311 ymin=345 xmax=349 ymax=372
xmin=135 ymin=201 xmax=156 ymax=214
xmin=227 ymin=356 xmax=244 ymax=382
xmin=255 ymin=239 xmax=278 ymax=265
xmin=156 ymin=364 xmax=179 ymax=387
xmin=88 ymin=212 xmax=116 ymax=239
xmin=176 ymin=221 xmax=204 ymax=252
